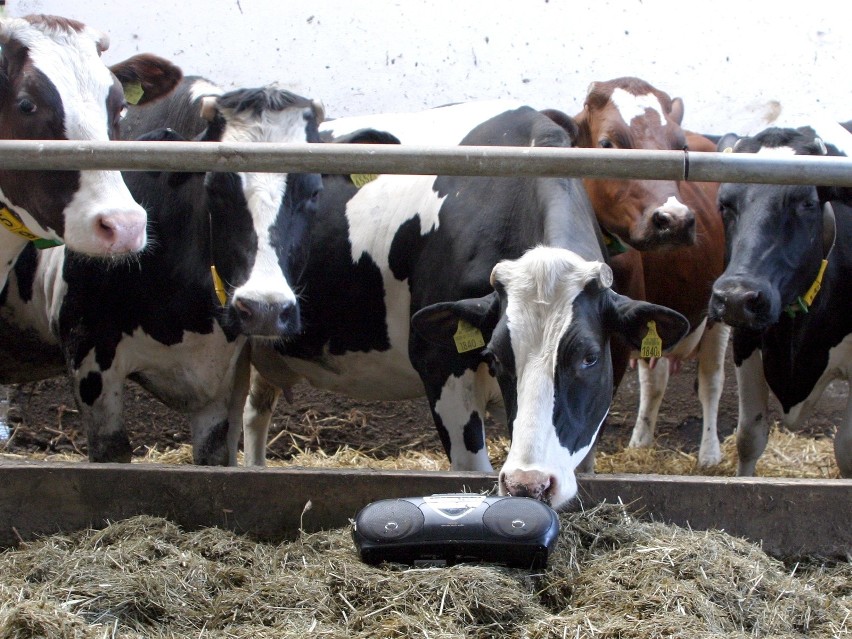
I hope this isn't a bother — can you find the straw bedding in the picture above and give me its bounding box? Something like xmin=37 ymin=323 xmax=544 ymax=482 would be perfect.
xmin=0 ymin=504 xmax=848 ymax=639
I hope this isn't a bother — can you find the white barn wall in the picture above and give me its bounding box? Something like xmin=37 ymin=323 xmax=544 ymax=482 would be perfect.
xmin=9 ymin=0 xmax=852 ymax=135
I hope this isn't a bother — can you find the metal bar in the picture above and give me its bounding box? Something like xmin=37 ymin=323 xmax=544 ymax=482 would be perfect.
xmin=1 ymin=140 xmax=852 ymax=185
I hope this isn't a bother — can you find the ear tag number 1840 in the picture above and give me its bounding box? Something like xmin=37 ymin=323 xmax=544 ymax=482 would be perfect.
xmin=640 ymin=320 xmax=662 ymax=359
xmin=453 ymin=320 xmax=485 ymax=354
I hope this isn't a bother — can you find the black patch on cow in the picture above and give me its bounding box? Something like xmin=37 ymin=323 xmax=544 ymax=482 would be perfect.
xmin=5 ymin=243 xmax=37 ymax=304
xmin=429 ymin=408 xmax=453 ymax=460
xmin=217 ymin=86 xmax=314 ymax=117
xmin=551 ymin=289 xmax=613 ymax=453
xmin=279 ymin=173 xmax=392 ymax=360
xmin=388 ymin=215 xmax=423 ymax=282
xmin=79 ymin=371 xmax=103 ymax=406
xmin=462 ymin=411 xmax=486 ymax=453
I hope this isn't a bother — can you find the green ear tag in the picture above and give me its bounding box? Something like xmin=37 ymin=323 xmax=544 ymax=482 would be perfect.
xmin=453 ymin=319 xmax=485 ymax=354
xmin=640 ymin=321 xmax=663 ymax=359
xmin=124 ymin=81 xmax=145 ymax=105
xmin=350 ymin=173 xmax=379 ymax=188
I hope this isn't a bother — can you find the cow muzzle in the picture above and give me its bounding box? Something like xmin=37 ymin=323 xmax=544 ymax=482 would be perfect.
xmin=233 ymin=296 xmax=301 ymax=337
xmin=499 ymin=469 xmax=556 ymax=504
xmin=631 ymin=198 xmax=696 ymax=250
xmin=708 ymin=279 xmax=777 ymax=330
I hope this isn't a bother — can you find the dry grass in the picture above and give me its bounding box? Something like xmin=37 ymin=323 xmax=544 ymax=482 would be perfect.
xmin=0 ymin=505 xmax=847 ymax=639
xmin=1 ymin=419 xmax=840 ymax=480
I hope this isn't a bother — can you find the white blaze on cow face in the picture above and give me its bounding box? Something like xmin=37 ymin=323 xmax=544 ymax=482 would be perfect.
xmin=495 ymin=246 xmax=613 ymax=509
xmin=610 ymin=88 xmax=668 ymax=126
xmin=217 ymin=105 xmax=313 ymax=321
xmin=4 ymin=17 xmax=147 ymax=254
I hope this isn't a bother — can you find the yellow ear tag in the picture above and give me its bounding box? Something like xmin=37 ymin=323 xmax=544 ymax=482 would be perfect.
xmin=640 ymin=320 xmax=663 ymax=359
xmin=801 ymin=259 xmax=828 ymax=306
xmin=124 ymin=81 xmax=145 ymax=105
xmin=211 ymin=265 xmax=227 ymax=306
xmin=453 ymin=319 xmax=485 ymax=354
xmin=350 ymin=173 xmax=379 ymax=188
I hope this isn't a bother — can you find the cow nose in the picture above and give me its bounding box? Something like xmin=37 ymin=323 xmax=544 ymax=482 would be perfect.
xmin=233 ymin=297 xmax=301 ymax=336
xmin=500 ymin=469 xmax=555 ymax=502
xmin=93 ymin=210 xmax=147 ymax=254
xmin=710 ymin=285 xmax=768 ymax=328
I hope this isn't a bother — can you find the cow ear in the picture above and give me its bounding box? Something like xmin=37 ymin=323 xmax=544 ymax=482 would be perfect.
xmin=605 ymin=290 xmax=690 ymax=352
xmin=670 ymin=97 xmax=684 ymax=125
xmin=717 ymin=132 xmax=740 ymax=153
xmin=109 ymin=54 xmax=182 ymax=106
xmin=540 ymin=108 xmax=580 ymax=145
xmin=411 ymin=291 xmax=501 ymax=352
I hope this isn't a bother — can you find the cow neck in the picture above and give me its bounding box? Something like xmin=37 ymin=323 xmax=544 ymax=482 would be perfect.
xmin=207 ymin=208 xmax=227 ymax=307
xmin=600 ymin=227 xmax=629 ymax=256
xmin=0 ymin=202 xmax=63 ymax=249
xmin=784 ymin=218 xmax=837 ymax=318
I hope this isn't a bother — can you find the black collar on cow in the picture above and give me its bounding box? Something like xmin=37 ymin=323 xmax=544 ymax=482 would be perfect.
xmin=784 ymin=203 xmax=837 ymax=318
xmin=0 ymin=204 xmax=63 ymax=249
xmin=601 ymin=227 xmax=629 ymax=256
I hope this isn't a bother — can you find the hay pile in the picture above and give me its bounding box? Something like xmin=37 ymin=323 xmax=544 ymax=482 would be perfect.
xmin=2 ymin=423 xmax=840 ymax=480
xmin=0 ymin=505 xmax=847 ymax=638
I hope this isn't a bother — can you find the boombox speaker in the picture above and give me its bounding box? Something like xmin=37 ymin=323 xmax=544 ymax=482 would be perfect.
xmin=352 ymin=493 xmax=560 ymax=568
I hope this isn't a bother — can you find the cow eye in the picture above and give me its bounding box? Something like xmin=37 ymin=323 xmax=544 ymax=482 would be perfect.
xmin=18 ymin=98 xmax=37 ymax=115
xmin=581 ymin=351 xmax=600 ymax=369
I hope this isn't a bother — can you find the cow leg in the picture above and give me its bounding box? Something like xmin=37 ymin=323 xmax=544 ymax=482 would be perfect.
xmin=734 ymin=349 xmax=770 ymax=476
xmin=628 ymin=358 xmax=670 ymax=449
xmin=428 ymin=364 xmax=494 ymax=472
xmin=189 ymin=401 xmax=231 ymax=466
xmin=695 ymin=322 xmax=730 ymax=466
xmin=242 ymin=369 xmax=283 ymax=467
xmin=74 ymin=367 xmax=132 ymax=463
xmin=836 ymin=391 xmax=852 ymax=477
xmin=225 ymin=345 xmax=252 ymax=466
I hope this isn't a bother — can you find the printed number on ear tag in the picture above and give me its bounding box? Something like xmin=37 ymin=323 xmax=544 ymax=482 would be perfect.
xmin=640 ymin=321 xmax=662 ymax=359
xmin=453 ymin=320 xmax=485 ymax=354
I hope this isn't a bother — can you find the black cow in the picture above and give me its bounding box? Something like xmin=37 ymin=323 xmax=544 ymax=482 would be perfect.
xmin=243 ymin=102 xmax=689 ymax=508
xmin=0 ymin=14 xmax=181 ymax=289
xmin=0 ymin=79 xmax=323 ymax=464
xmin=708 ymin=126 xmax=852 ymax=477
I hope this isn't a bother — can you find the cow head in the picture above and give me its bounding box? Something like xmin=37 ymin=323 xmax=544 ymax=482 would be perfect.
xmin=708 ymin=127 xmax=840 ymax=330
xmin=198 ymin=86 xmax=324 ymax=337
xmin=412 ymin=246 xmax=689 ymax=508
xmin=573 ymin=77 xmax=696 ymax=250
xmin=0 ymin=14 xmax=181 ymax=254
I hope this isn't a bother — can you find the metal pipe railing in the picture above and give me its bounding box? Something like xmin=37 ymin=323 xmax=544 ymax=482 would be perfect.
xmin=1 ymin=140 xmax=851 ymax=185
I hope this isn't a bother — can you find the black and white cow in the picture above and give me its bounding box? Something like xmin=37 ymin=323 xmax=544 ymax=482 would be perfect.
xmin=0 ymin=14 xmax=181 ymax=287
xmin=0 ymin=78 xmax=323 ymax=464
xmin=708 ymin=125 xmax=852 ymax=477
xmin=244 ymin=103 xmax=689 ymax=508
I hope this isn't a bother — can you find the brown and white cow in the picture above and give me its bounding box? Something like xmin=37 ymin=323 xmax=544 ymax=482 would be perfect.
xmin=572 ymin=77 xmax=729 ymax=466
xmin=0 ymin=14 xmax=181 ymax=289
